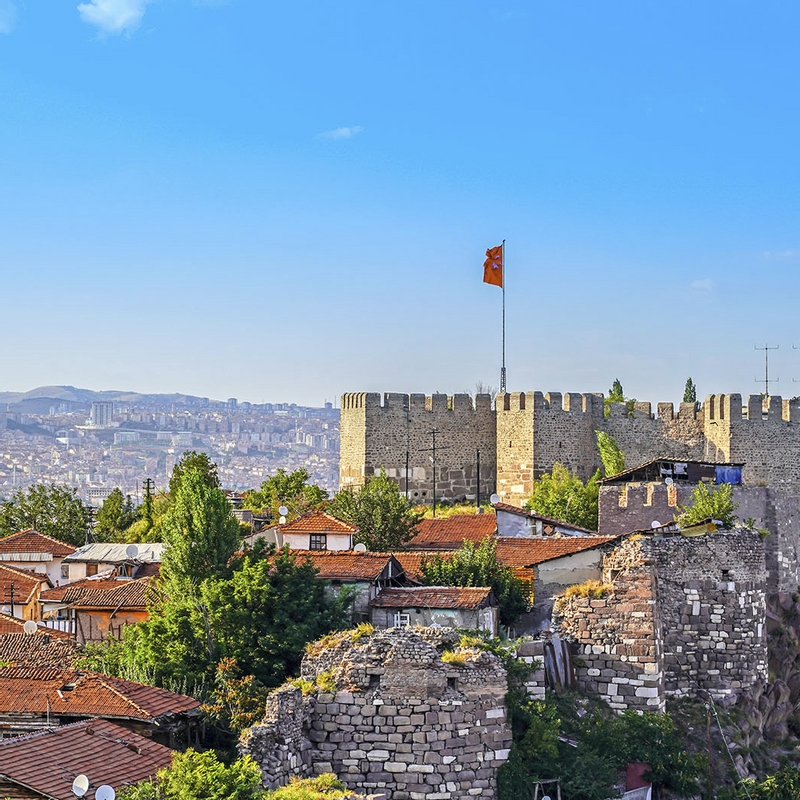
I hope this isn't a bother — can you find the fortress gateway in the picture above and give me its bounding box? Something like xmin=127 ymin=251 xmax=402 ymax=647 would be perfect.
xmin=340 ymin=391 xmax=800 ymax=507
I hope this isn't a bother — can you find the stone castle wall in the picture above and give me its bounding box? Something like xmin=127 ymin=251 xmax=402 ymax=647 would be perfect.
xmin=242 ymin=628 xmax=512 ymax=799
xmin=343 ymin=390 xmax=800 ymax=508
xmin=340 ymin=392 xmax=496 ymax=503
xmin=554 ymin=531 xmax=768 ymax=708
xmin=599 ymin=483 xmax=800 ymax=592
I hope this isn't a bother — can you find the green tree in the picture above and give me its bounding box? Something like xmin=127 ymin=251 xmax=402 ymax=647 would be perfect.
xmin=203 ymin=544 xmax=353 ymax=686
xmin=169 ymin=451 xmax=220 ymax=497
xmin=683 ymin=377 xmax=697 ymax=404
xmin=94 ymin=488 xmax=139 ymax=542
xmin=524 ymin=463 xmax=600 ymax=531
xmin=420 ymin=538 xmax=529 ymax=627
xmin=595 ymin=431 xmax=625 ymax=477
xmin=0 ymin=484 xmax=89 ymax=545
xmin=119 ymin=751 xmax=264 ymax=800
xmin=161 ymin=467 xmax=242 ymax=588
xmin=608 ymin=378 xmax=624 ymax=402
xmin=243 ymin=468 xmax=328 ymax=519
xmin=676 ymin=482 xmax=739 ymax=530
xmin=733 ymin=766 xmax=800 ymax=800
xmin=328 ymin=468 xmax=422 ymax=551
xmin=201 ymin=657 xmax=271 ymax=736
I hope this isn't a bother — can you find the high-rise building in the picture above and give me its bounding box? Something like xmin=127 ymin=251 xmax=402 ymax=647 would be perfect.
xmin=90 ymin=401 xmax=114 ymax=427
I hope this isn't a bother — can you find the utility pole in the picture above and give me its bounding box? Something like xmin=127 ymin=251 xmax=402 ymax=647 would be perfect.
xmin=83 ymin=505 xmax=95 ymax=545
xmin=143 ymin=477 xmax=155 ymax=529
xmin=754 ymin=343 xmax=779 ymax=397
xmin=476 ymin=449 xmax=481 ymax=510
xmin=4 ymin=582 xmax=17 ymax=618
xmin=707 ymin=699 xmax=713 ymax=800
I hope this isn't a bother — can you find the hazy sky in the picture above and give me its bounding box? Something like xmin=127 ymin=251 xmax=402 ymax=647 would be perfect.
xmin=1 ymin=1 xmax=799 ymax=407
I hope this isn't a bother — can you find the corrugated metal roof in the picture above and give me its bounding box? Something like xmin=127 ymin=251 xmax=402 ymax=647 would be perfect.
xmin=64 ymin=543 xmax=164 ymax=564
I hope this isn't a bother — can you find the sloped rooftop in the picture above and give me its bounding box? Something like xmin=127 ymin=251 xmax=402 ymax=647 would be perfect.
xmin=0 ymin=718 xmax=174 ymax=800
xmin=64 ymin=542 xmax=164 ymax=564
xmin=371 ymin=586 xmax=494 ymax=610
xmin=0 ymin=528 xmax=76 ymax=559
xmin=293 ymin=550 xmax=402 ymax=581
xmin=408 ymin=514 xmax=497 ymax=550
xmin=281 ymin=510 xmax=358 ymax=535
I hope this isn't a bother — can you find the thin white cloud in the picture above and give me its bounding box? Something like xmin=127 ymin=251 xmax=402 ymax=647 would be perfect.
xmin=762 ymin=249 xmax=800 ymax=261
xmin=317 ymin=126 xmax=365 ymax=141
xmin=690 ymin=278 xmax=715 ymax=293
xmin=77 ymin=0 xmax=150 ymax=35
xmin=0 ymin=0 xmax=18 ymax=34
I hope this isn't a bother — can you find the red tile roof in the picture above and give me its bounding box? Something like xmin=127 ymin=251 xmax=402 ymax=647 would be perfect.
xmin=0 ymin=667 xmax=200 ymax=721
xmin=281 ymin=510 xmax=358 ymax=535
xmin=408 ymin=514 xmax=497 ymax=550
xmin=0 ymin=528 xmax=76 ymax=558
xmin=0 ymin=611 xmax=73 ymax=639
xmin=40 ymin=575 xmax=155 ymax=610
xmin=292 ymin=550 xmax=401 ymax=581
xmin=371 ymin=586 xmax=495 ymax=610
xmin=0 ymin=562 xmax=51 ymax=605
xmin=0 ymin=718 xmax=174 ymax=800
xmin=395 ymin=536 xmax=619 ymax=580
xmin=0 ymin=633 xmax=81 ymax=670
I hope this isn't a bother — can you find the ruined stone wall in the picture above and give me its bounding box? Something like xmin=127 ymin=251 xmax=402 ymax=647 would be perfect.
xmin=242 ymin=628 xmax=512 ymax=799
xmin=340 ymin=393 xmax=496 ymax=503
xmin=554 ymin=537 xmax=665 ymax=713
xmin=643 ymin=531 xmax=768 ymax=700
xmin=599 ymin=483 xmax=800 ymax=593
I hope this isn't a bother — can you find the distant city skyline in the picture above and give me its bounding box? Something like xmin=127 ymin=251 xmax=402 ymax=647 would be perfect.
xmin=1 ymin=3 xmax=799 ymax=406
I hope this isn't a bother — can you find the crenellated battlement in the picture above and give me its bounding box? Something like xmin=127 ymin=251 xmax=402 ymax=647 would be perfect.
xmin=341 ymin=389 xmax=800 ymax=507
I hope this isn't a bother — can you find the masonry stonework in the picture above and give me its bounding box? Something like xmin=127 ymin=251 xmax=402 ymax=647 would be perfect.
xmin=241 ymin=627 xmax=512 ymax=799
xmin=342 ymin=391 xmax=800 ymax=508
xmin=553 ymin=530 xmax=768 ymax=710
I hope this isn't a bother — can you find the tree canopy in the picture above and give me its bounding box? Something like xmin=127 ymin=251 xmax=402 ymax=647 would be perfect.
xmin=420 ymin=538 xmax=529 ymax=627
xmin=0 ymin=484 xmax=89 ymax=545
xmin=94 ymin=488 xmax=139 ymax=542
xmin=676 ymin=482 xmax=739 ymax=530
xmin=328 ymin=468 xmax=422 ymax=551
xmin=683 ymin=377 xmax=697 ymax=404
xmin=524 ymin=463 xmax=600 ymax=531
xmin=169 ymin=451 xmax=220 ymax=497
xmin=243 ymin=468 xmax=327 ymax=519
xmin=595 ymin=431 xmax=625 ymax=477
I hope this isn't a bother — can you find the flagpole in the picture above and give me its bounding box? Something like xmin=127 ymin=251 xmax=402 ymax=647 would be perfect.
xmin=500 ymin=239 xmax=506 ymax=393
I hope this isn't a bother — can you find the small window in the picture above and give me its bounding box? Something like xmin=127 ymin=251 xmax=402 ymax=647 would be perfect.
xmin=309 ymin=534 xmax=327 ymax=551
xmin=60 ymin=564 xmax=69 ymax=579
xmin=393 ymin=612 xmax=410 ymax=627
xmin=721 ymin=569 xmax=731 ymax=580
xmin=447 ymin=677 xmax=458 ymax=691
xmin=86 ymin=563 xmax=98 ymax=577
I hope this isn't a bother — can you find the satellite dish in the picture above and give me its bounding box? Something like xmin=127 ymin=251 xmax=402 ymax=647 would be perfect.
xmin=23 ymin=620 xmax=37 ymax=635
xmin=125 ymin=544 xmax=138 ymax=559
xmin=665 ymin=477 xmax=673 ymax=485
xmin=279 ymin=516 xmax=286 ymax=525
xmin=489 ymin=493 xmax=500 ymax=505
xmin=72 ymin=775 xmax=90 ymax=797
xmin=353 ymin=543 xmax=367 ymax=552
xmin=651 ymin=520 xmax=662 ymax=529
xmin=542 ymin=796 xmax=552 ymax=800
xmin=278 ymin=506 xmax=289 ymax=516
xmin=96 ymin=786 xmax=116 ymax=800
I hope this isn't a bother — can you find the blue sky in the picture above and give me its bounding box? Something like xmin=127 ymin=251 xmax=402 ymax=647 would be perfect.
xmin=1 ymin=1 xmax=799 ymax=407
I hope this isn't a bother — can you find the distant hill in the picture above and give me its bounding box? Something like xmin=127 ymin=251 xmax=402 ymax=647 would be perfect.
xmin=0 ymin=385 xmax=213 ymax=411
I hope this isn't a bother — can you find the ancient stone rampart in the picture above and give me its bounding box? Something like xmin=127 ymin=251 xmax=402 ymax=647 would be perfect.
xmin=598 ymin=483 xmax=800 ymax=592
xmin=241 ymin=627 xmax=512 ymax=799
xmin=340 ymin=392 xmax=496 ymax=504
xmin=554 ymin=530 xmax=768 ymax=709
xmin=341 ymin=389 xmax=800 ymax=508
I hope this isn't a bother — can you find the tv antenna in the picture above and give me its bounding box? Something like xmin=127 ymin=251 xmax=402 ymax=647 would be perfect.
xmin=754 ymin=343 xmax=779 ymax=397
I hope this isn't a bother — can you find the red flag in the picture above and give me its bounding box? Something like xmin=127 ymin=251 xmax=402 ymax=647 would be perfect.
xmin=483 ymin=245 xmax=503 ymax=287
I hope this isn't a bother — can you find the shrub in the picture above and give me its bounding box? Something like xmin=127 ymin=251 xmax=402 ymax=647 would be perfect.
xmin=441 ymin=649 xmax=468 ymax=666
xmin=262 ymin=773 xmax=352 ymax=799
xmin=563 ymin=580 xmax=611 ymax=600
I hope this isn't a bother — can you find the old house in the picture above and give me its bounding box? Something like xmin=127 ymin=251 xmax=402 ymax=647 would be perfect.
xmin=0 ymin=529 xmax=76 ymax=587
xmin=281 ymin=511 xmax=357 ymax=551
xmin=407 ymin=514 xmax=497 ymax=550
xmin=0 ymin=611 xmax=80 ymax=669
xmin=0 ymin=563 xmax=51 ymax=621
xmin=294 ymin=550 xmax=412 ymax=622
xmin=0 ymin=719 xmax=175 ymax=799
xmin=0 ymin=667 xmax=202 ymax=744
xmin=62 ymin=542 xmax=163 ymax=582
xmin=39 ymin=575 xmax=154 ymax=644
xmin=494 ymin=502 xmax=599 ymax=537
xmin=370 ymin=586 xmax=498 ymax=634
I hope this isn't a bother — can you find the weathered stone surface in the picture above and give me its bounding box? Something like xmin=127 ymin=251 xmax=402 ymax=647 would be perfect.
xmin=241 ymin=627 xmax=512 ymax=799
